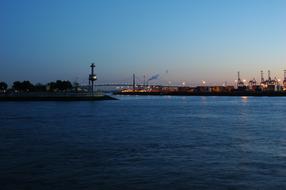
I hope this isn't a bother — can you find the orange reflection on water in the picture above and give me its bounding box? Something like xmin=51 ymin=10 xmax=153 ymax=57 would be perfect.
xmin=241 ymin=96 xmax=248 ymax=103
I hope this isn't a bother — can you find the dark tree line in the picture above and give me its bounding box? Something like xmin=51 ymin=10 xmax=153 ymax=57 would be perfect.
xmin=47 ymin=80 xmax=73 ymax=92
xmin=13 ymin=81 xmax=34 ymax=92
xmin=0 ymin=80 xmax=74 ymax=93
xmin=0 ymin=81 xmax=8 ymax=92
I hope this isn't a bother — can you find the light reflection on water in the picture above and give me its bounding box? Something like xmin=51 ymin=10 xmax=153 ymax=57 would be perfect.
xmin=241 ymin=96 xmax=249 ymax=103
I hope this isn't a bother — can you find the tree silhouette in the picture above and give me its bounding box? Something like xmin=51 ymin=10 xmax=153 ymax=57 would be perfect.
xmin=0 ymin=81 xmax=8 ymax=92
xmin=34 ymin=83 xmax=47 ymax=92
xmin=12 ymin=81 xmax=22 ymax=91
xmin=10 ymin=80 xmax=74 ymax=92
xmin=13 ymin=81 xmax=34 ymax=92
xmin=22 ymin=81 xmax=34 ymax=91
xmin=48 ymin=80 xmax=73 ymax=92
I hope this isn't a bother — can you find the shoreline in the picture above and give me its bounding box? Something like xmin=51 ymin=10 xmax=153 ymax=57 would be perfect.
xmin=114 ymin=91 xmax=286 ymax=97
xmin=0 ymin=94 xmax=117 ymax=101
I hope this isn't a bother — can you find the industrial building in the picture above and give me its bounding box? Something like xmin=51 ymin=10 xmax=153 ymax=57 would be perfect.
xmin=118 ymin=70 xmax=286 ymax=96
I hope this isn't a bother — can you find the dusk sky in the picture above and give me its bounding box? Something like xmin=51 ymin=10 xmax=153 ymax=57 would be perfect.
xmin=1 ymin=0 xmax=286 ymax=85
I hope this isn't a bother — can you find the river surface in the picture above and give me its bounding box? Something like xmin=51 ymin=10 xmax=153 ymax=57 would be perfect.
xmin=0 ymin=96 xmax=286 ymax=190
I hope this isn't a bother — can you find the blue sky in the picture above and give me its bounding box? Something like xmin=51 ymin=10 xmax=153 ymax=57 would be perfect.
xmin=0 ymin=0 xmax=286 ymax=85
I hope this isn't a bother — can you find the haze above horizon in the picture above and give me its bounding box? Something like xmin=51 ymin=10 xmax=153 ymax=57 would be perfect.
xmin=1 ymin=0 xmax=286 ymax=86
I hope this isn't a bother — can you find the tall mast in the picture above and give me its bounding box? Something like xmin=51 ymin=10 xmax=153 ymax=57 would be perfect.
xmin=237 ymin=71 xmax=241 ymax=83
xmin=89 ymin=63 xmax=97 ymax=95
xmin=133 ymin=74 xmax=136 ymax=91
xmin=268 ymin=70 xmax=271 ymax=81
xmin=260 ymin=70 xmax=264 ymax=83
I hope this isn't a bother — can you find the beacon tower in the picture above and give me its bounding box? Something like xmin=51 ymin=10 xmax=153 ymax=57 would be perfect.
xmin=89 ymin=63 xmax=97 ymax=94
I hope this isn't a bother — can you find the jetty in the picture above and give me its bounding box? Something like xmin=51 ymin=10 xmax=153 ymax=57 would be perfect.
xmin=0 ymin=63 xmax=117 ymax=101
xmin=0 ymin=92 xmax=116 ymax=101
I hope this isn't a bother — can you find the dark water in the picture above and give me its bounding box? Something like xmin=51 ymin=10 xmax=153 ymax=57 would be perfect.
xmin=0 ymin=96 xmax=286 ymax=190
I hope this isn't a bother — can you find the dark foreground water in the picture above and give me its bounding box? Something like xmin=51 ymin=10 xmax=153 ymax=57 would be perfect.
xmin=0 ymin=96 xmax=286 ymax=190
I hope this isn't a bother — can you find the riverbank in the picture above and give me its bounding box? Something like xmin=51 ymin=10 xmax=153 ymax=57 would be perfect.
xmin=114 ymin=91 xmax=286 ymax=96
